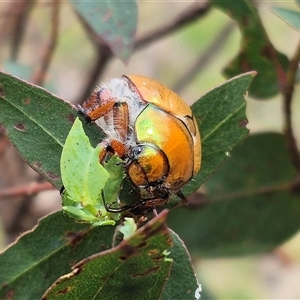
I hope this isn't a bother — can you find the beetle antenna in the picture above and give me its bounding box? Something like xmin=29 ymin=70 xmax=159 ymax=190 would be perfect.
xmin=102 ymin=190 xmax=133 ymax=213
xmin=176 ymin=190 xmax=188 ymax=205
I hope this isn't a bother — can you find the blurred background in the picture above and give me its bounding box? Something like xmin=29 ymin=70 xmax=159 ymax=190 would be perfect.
xmin=0 ymin=1 xmax=300 ymax=298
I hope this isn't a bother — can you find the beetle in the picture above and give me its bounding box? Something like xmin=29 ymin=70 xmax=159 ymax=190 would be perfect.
xmin=77 ymin=75 xmax=201 ymax=213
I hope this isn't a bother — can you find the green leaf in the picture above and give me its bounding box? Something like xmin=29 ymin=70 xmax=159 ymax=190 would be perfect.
xmin=69 ymin=0 xmax=138 ymax=63
xmin=211 ymin=0 xmax=289 ymax=98
xmin=118 ymin=217 xmax=137 ymax=239
xmin=61 ymin=118 xmax=109 ymax=205
xmin=0 ymin=71 xmax=104 ymax=189
xmin=42 ymin=211 xmax=172 ymax=300
xmin=102 ymin=154 xmax=124 ymax=208
xmin=182 ymin=72 xmax=254 ymax=198
xmin=0 ymin=211 xmax=115 ymax=300
xmin=162 ymin=230 xmax=201 ymax=300
xmin=168 ymin=133 xmax=300 ymax=257
xmin=61 ymin=117 xmax=124 ymax=226
xmin=271 ymin=6 xmax=300 ymax=32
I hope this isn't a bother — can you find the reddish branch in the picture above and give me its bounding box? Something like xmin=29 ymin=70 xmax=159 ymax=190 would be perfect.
xmin=0 ymin=135 xmax=10 ymax=158
xmin=75 ymin=40 xmax=112 ymax=104
xmin=0 ymin=181 xmax=55 ymax=199
xmin=283 ymin=39 xmax=300 ymax=175
xmin=4 ymin=1 xmax=34 ymax=61
xmin=134 ymin=2 xmax=210 ymax=50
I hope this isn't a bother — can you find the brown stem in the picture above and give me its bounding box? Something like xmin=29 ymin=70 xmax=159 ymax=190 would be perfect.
xmin=6 ymin=195 xmax=34 ymax=239
xmin=75 ymin=43 xmax=112 ymax=104
xmin=189 ymin=178 xmax=300 ymax=207
xmin=134 ymin=2 xmax=210 ymax=50
xmin=284 ymin=39 xmax=300 ymax=175
xmin=0 ymin=135 xmax=10 ymax=159
xmin=6 ymin=1 xmax=35 ymax=61
xmin=0 ymin=181 xmax=54 ymax=199
xmin=172 ymin=21 xmax=235 ymax=93
xmin=32 ymin=0 xmax=60 ymax=86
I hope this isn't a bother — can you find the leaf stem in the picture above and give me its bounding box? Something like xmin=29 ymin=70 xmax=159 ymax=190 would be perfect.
xmin=283 ymin=38 xmax=300 ymax=175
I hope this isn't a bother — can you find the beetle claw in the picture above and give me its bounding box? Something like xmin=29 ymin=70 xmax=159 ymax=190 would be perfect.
xmin=60 ymin=185 xmax=65 ymax=195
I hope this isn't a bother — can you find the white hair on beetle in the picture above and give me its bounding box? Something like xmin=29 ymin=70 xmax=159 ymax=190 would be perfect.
xmin=94 ymin=77 xmax=145 ymax=146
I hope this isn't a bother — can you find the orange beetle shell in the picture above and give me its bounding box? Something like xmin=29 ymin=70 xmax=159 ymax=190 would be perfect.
xmin=127 ymin=75 xmax=201 ymax=184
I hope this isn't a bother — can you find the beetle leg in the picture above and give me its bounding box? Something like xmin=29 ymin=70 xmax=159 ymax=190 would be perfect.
xmin=98 ymin=139 xmax=127 ymax=164
xmin=98 ymin=102 xmax=129 ymax=163
xmin=80 ymin=101 xmax=115 ymax=122
xmin=105 ymin=199 xmax=156 ymax=214
xmin=77 ymin=88 xmax=117 ymax=122
xmin=111 ymin=102 xmax=130 ymax=142
xmin=104 ymin=192 xmax=168 ymax=214
xmin=104 ymin=201 xmax=138 ymax=213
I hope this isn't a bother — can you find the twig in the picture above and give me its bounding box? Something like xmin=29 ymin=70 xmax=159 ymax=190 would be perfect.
xmin=0 ymin=181 xmax=55 ymax=199
xmin=283 ymin=39 xmax=300 ymax=175
xmin=6 ymin=195 xmax=33 ymax=238
xmin=32 ymin=0 xmax=60 ymax=86
xmin=75 ymin=43 xmax=112 ymax=104
xmin=172 ymin=21 xmax=235 ymax=93
xmin=134 ymin=2 xmax=210 ymax=50
xmin=72 ymin=7 xmax=114 ymax=104
xmin=75 ymin=2 xmax=210 ymax=104
xmin=273 ymin=248 xmax=292 ymax=266
xmin=189 ymin=178 xmax=300 ymax=207
xmin=7 ymin=1 xmax=35 ymax=61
